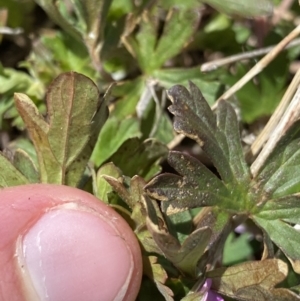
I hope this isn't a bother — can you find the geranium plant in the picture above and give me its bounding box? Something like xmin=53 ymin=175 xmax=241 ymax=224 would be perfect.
xmin=2 ymin=0 xmax=300 ymax=300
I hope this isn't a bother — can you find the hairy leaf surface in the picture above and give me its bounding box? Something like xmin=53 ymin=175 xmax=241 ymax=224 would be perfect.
xmin=145 ymin=82 xmax=251 ymax=213
xmin=15 ymin=72 xmax=108 ymax=185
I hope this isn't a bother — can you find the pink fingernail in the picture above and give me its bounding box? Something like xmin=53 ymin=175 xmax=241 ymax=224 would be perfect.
xmin=18 ymin=204 xmax=133 ymax=301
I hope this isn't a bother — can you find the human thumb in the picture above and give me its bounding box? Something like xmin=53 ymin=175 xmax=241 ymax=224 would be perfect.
xmin=0 ymin=184 xmax=142 ymax=301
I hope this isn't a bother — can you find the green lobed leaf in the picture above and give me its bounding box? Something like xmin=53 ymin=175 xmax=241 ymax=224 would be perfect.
xmin=149 ymin=9 xmax=199 ymax=72
xmin=123 ymin=8 xmax=200 ymax=74
xmin=256 ymin=120 xmax=300 ymax=199
xmin=145 ymin=151 xmax=232 ymax=213
xmin=253 ymin=216 xmax=300 ymax=274
xmin=208 ymin=259 xmax=300 ymax=301
xmin=152 ymin=68 xmax=221 ymax=106
xmin=0 ymin=63 xmax=44 ymax=129
xmin=167 ymin=81 xmax=250 ymax=185
xmin=166 ymin=210 xmax=194 ymax=244
xmin=91 ymin=116 xmax=140 ymax=167
xmin=0 ymin=64 xmax=33 ymax=94
xmin=122 ymin=10 xmax=157 ymax=74
xmin=144 ymin=81 xmax=250 ymax=272
xmin=40 ymin=31 xmax=96 ymax=79
xmin=256 ymin=194 xmax=300 ymax=225
xmin=223 ymin=232 xmax=253 ymax=265
xmin=112 ymin=78 xmax=145 ymax=119
xmin=15 ymin=72 xmax=108 ymax=185
xmin=0 ymin=152 xmax=29 ymax=187
xmin=109 ymin=138 xmax=168 ymax=180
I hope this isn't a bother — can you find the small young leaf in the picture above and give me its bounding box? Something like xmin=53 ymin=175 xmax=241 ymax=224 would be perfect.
xmin=109 ymin=138 xmax=168 ymax=180
xmin=145 ymin=196 xmax=211 ymax=277
xmin=104 ymin=175 xmax=163 ymax=255
xmin=13 ymin=149 xmax=39 ymax=183
xmin=94 ymin=162 xmax=122 ymax=203
xmin=223 ymin=232 xmax=253 ymax=265
xmin=8 ymin=138 xmax=38 ymax=167
xmin=194 ymin=208 xmax=233 ymax=270
xmin=14 ymin=92 xmax=60 ymax=183
xmin=91 ymin=116 xmax=140 ymax=167
xmin=0 ymin=152 xmax=29 ymax=187
xmin=143 ymin=256 xmax=174 ymax=301
xmin=40 ymin=31 xmax=96 ymax=79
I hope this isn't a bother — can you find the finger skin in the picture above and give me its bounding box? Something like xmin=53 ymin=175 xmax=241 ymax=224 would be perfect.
xmin=0 ymin=184 xmax=142 ymax=301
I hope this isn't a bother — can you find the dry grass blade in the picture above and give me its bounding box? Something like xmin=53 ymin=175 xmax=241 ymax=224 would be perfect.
xmin=201 ymin=38 xmax=300 ymax=72
xmin=251 ymin=86 xmax=300 ymax=177
xmin=167 ymin=134 xmax=185 ymax=150
xmin=212 ymin=23 xmax=300 ymax=109
xmin=250 ymin=68 xmax=300 ymax=157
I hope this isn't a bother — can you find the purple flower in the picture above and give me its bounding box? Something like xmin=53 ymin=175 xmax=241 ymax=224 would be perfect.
xmin=200 ymin=279 xmax=224 ymax=301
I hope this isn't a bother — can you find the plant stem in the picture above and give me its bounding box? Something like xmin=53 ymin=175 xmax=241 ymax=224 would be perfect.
xmin=200 ymin=38 xmax=300 ymax=72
